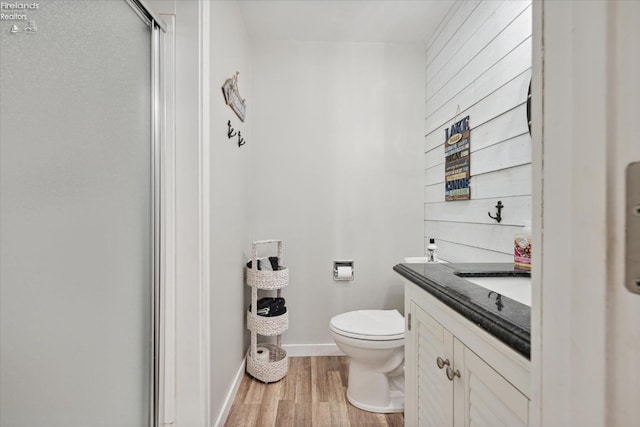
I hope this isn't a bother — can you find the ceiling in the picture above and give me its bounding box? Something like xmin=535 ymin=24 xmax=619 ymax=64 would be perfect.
xmin=237 ymin=0 xmax=457 ymax=44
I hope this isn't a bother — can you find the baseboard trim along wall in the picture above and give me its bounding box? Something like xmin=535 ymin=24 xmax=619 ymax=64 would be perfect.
xmin=213 ymin=357 xmax=246 ymax=427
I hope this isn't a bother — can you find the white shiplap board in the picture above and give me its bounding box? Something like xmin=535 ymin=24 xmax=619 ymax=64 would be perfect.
xmin=425 ymin=37 xmax=532 ymax=135
xmin=426 ymin=4 xmax=532 ymax=117
xmin=424 ymin=69 xmax=531 ymax=151
xmin=426 ymin=103 xmax=529 ymax=169
xmin=424 ymin=0 xmax=532 ymax=262
xmin=425 ymin=239 xmax=514 ymax=264
xmin=425 ymin=220 xmax=523 ymax=254
xmin=471 ymin=164 xmax=532 ymax=199
xmin=424 ymin=134 xmax=530 ymax=185
xmin=426 ymin=0 xmax=503 ymax=86
xmin=424 ymin=164 xmax=532 ymax=202
xmin=466 ymin=103 xmax=529 ymax=152
xmin=425 ymin=0 xmax=481 ymax=65
xmin=427 ymin=1 xmax=529 ymax=88
xmin=471 ymin=133 xmax=531 ymax=175
xmin=425 ymin=163 xmax=445 ymax=186
xmin=424 ymin=195 xmax=531 ymax=226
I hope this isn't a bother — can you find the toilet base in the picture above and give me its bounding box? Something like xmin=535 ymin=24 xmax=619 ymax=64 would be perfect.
xmin=346 ymin=360 xmax=404 ymax=414
xmin=347 ymin=388 xmax=404 ymax=414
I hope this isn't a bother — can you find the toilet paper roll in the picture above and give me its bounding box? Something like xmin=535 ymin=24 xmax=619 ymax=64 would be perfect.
xmin=255 ymin=346 xmax=270 ymax=362
xmin=337 ymin=266 xmax=353 ymax=279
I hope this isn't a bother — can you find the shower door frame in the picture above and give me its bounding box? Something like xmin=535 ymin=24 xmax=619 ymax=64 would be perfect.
xmin=125 ymin=1 xmax=167 ymax=426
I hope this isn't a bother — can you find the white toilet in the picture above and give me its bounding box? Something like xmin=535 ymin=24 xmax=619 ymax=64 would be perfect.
xmin=329 ymin=309 xmax=405 ymax=413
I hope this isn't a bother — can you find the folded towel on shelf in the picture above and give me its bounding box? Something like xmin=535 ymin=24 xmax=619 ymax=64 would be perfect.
xmin=264 ymin=306 xmax=287 ymax=317
xmin=255 ymin=297 xmax=284 ymax=310
xmin=249 ymin=297 xmax=286 ymax=317
xmin=246 ymin=256 xmax=280 ymax=271
xmin=249 ymin=305 xmax=287 ymax=317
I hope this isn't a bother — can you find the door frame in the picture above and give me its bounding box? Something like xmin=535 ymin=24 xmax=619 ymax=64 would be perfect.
xmin=532 ymin=2 xmax=640 ymax=426
xmin=125 ymin=1 xmax=168 ymax=425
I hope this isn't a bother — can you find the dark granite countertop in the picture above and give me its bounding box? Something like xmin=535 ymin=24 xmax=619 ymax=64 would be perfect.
xmin=393 ymin=263 xmax=531 ymax=359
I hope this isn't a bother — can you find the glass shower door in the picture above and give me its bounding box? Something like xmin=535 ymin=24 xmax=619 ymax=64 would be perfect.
xmin=0 ymin=1 xmax=157 ymax=425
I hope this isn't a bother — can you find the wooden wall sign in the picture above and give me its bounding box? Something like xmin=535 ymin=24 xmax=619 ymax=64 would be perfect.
xmin=222 ymin=71 xmax=247 ymax=122
xmin=444 ymin=115 xmax=471 ymax=201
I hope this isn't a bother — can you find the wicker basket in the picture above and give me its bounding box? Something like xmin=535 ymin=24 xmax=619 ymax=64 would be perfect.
xmin=247 ymin=311 xmax=289 ymax=336
xmin=246 ymin=343 xmax=288 ymax=383
xmin=245 ymin=267 xmax=289 ymax=289
xmin=245 ymin=240 xmax=289 ymax=289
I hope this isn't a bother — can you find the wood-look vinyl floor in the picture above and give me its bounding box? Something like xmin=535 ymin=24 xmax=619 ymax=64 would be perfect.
xmin=224 ymin=356 xmax=404 ymax=427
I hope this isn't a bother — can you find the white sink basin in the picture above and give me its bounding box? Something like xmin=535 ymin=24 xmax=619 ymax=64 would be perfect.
xmin=465 ymin=276 xmax=531 ymax=307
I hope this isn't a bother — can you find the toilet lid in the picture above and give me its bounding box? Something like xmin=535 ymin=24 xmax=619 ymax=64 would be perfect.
xmin=330 ymin=309 xmax=404 ymax=340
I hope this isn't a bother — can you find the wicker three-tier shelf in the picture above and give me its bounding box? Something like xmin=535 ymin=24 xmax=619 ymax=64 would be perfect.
xmin=245 ymin=240 xmax=289 ymax=383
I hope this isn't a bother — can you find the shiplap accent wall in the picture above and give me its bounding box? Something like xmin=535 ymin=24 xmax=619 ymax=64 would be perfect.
xmin=424 ymin=0 xmax=532 ymax=262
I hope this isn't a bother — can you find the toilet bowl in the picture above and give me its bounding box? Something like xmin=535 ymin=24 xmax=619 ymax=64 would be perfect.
xmin=329 ymin=309 xmax=405 ymax=413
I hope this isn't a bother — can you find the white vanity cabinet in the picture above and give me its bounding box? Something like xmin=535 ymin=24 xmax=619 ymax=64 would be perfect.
xmin=404 ymin=281 xmax=531 ymax=427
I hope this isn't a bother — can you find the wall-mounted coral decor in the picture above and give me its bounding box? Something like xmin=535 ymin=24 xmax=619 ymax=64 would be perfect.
xmin=222 ymin=71 xmax=247 ymax=122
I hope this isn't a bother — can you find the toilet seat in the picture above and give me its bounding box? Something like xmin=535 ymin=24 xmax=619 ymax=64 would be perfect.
xmin=330 ymin=309 xmax=404 ymax=341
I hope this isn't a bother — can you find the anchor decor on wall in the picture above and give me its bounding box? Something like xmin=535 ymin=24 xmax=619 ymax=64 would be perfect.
xmin=444 ymin=114 xmax=471 ymax=201
xmin=222 ymin=71 xmax=247 ymax=122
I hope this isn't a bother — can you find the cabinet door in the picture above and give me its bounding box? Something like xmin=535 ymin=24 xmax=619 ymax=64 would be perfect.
xmin=454 ymin=342 xmax=529 ymax=427
xmin=409 ymin=302 xmax=455 ymax=427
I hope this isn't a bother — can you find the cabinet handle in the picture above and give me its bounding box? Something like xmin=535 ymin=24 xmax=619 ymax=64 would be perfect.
xmin=436 ymin=356 xmax=450 ymax=369
xmin=446 ymin=366 xmax=461 ymax=381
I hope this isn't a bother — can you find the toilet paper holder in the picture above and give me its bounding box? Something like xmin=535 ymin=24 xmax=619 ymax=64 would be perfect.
xmin=334 ymin=260 xmax=354 ymax=281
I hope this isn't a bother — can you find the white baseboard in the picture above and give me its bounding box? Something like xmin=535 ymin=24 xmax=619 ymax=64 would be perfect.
xmin=281 ymin=343 xmax=345 ymax=357
xmin=213 ymin=357 xmax=246 ymax=427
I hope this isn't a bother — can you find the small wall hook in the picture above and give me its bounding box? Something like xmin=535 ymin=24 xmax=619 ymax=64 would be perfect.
xmin=227 ymin=120 xmax=237 ymax=138
xmin=227 ymin=120 xmax=247 ymax=147
xmin=488 ymin=200 xmax=504 ymax=223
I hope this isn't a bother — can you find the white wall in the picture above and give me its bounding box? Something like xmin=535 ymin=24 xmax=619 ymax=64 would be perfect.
xmin=208 ymin=0 xmax=253 ymax=423
xmin=424 ymin=0 xmax=532 ymax=262
xmin=250 ymin=40 xmax=424 ymax=346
